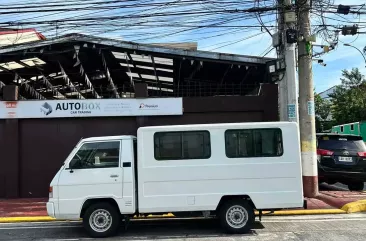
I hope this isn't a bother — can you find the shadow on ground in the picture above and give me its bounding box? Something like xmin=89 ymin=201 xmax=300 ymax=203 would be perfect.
xmin=117 ymin=218 xmax=265 ymax=240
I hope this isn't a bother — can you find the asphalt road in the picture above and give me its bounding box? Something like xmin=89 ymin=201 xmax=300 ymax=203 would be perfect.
xmin=1 ymin=214 xmax=366 ymax=241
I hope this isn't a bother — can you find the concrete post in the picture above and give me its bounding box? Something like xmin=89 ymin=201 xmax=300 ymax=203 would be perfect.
xmin=2 ymin=85 xmax=20 ymax=198
xmin=297 ymin=0 xmax=318 ymax=197
xmin=284 ymin=43 xmax=299 ymax=123
xmin=278 ymin=2 xmax=288 ymax=122
xmin=278 ymin=0 xmax=298 ymax=123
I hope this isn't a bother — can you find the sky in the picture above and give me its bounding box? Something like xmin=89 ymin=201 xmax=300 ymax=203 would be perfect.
xmin=0 ymin=0 xmax=365 ymax=93
xmin=312 ymin=0 xmax=366 ymax=92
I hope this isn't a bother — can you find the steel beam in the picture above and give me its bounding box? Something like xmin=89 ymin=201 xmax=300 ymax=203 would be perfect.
xmin=0 ymin=66 xmax=45 ymax=100
xmin=100 ymin=51 xmax=120 ymax=98
xmin=151 ymin=56 xmax=161 ymax=91
xmin=124 ymin=53 xmax=135 ymax=89
xmin=74 ymin=45 xmax=101 ymax=99
xmin=126 ymin=53 xmax=143 ymax=80
xmin=58 ymin=62 xmax=85 ymax=99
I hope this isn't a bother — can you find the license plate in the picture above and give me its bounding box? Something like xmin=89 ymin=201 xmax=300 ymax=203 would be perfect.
xmin=339 ymin=156 xmax=353 ymax=162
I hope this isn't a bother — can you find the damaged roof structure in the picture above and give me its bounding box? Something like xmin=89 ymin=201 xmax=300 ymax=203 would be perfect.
xmin=0 ymin=28 xmax=46 ymax=47
xmin=0 ymin=34 xmax=275 ymax=100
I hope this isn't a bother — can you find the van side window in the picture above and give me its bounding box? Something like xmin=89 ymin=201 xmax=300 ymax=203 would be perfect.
xmin=71 ymin=141 xmax=120 ymax=168
xmin=154 ymin=131 xmax=211 ymax=160
xmin=225 ymin=128 xmax=283 ymax=158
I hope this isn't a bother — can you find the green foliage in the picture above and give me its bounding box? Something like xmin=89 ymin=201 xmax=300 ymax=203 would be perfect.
xmin=315 ymin=92 xmax=332 ymax=132
xmin=329 ymin=68 xmax=366 ymax=125
xmin=315 ymin=93 xmax=331 ymax=121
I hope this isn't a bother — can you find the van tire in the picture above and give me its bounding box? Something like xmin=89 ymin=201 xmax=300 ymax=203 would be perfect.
xmin=83 ymin=202 xmax=121 ymax=238
xmin=219 ymin=199 xmax=254 ymax=234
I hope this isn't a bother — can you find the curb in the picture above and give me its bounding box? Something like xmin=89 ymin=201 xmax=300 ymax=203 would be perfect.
xmin=258 ymin=209 xmax=346 ymax=215
xmin=341 ymin=200 xmax=366 ymax=213
xmin=0 ymin=216 xmax=56 ymax=223
xmin=0 ymin=209 xmax=347 ymax=223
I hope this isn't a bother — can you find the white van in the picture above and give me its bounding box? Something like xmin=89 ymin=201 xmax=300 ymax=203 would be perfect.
xmin=47 ymin=122 xmax=304 ymax=237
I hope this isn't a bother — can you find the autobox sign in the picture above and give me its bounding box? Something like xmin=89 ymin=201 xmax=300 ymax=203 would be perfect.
xmin=0 ymin=98 xmax=183 ymax=119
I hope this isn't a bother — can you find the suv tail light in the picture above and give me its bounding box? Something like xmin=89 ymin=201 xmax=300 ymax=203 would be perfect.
xmin=317 ymin=149 xmax=334 ymax=156
xmin=357 ymin=152 xmax=366 ymax=157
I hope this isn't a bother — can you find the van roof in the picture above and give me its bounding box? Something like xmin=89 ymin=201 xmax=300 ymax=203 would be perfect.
xmin=138 ymin=121 xmax=297 ymax=131
xmin=82 ymin=135 xmax=136 ymax=142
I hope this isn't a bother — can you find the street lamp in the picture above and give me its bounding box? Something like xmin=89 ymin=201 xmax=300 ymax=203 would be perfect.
xmin=343 ymin=43 xmax=366 ymax=67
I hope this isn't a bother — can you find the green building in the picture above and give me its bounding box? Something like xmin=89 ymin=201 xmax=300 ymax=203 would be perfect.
xmin=332 ymin=121 xmax=366 ymax=141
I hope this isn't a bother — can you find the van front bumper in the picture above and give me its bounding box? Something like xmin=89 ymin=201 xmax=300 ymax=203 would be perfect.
xmin=46 ymin=202 xmax=55 ymax=218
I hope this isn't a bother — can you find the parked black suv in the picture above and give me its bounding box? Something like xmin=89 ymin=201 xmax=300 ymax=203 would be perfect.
xmin=317 ymin=133 xmax=366 ymax=191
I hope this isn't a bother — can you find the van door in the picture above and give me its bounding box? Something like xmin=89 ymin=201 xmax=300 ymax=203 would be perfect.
xmin=57 ymin=140 xmax=123 ymax=218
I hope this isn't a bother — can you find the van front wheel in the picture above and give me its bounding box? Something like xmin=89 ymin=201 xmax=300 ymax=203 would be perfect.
xmin=219 ymin=199 xmax=255 ymax=234
xmin=83 ymin=202 xmax=121 ymax=238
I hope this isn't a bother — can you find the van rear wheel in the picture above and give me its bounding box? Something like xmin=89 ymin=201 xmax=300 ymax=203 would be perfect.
xmin=219 ymin=199 xmax=254 ymax=234
xmin=83 ymin=202 xmax=121 ymax=238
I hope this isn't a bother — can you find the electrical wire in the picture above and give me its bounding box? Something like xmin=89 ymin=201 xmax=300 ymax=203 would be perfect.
xmin=0 ymin=0 xmax=365 ymax=58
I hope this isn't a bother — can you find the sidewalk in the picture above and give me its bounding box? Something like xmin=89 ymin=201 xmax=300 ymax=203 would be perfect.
xmin=0 ymin=187 xmax=365 ymax=222
xmin=0 ymin=198 xmax=47 ymax=217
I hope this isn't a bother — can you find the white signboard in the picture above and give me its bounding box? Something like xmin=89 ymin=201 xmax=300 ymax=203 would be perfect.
xmin=0 ymin=98 xmax=183 ymax=119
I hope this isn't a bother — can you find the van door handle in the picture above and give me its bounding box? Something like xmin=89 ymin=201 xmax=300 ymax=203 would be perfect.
xmin=110 ymin=175 xmax=119 ymax=178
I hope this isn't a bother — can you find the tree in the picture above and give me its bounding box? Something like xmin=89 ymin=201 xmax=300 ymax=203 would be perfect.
xmin=329 ymin=68 xmax=366 ymax=125
xmin=315 ymin=92 xmax=331 ymax=132
xmin=315 ymin=94 xmax=331 ymax=121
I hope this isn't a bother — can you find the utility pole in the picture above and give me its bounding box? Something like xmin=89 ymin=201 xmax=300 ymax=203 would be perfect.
xmin=278 ymin=0 xmax=298 ymax=123
xmin=278 ymin=1 xmax=288 ymax=122
xmin=297 ymin=0 xmax=318 ymax=197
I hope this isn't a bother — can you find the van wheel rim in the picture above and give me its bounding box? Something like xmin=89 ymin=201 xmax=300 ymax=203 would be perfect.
xmin=226 ymin=205 xmax=248 ymax=229
xmin=89 ymin=209 xmax=112 ymax=233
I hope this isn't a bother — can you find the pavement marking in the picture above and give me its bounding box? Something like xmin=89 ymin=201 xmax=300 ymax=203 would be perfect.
xmin=262 ymin=213 xmax=366 ymax=220
xmin=0 ymin=225 xmax=81 ymax=230
xmin=262 ymin=218 xmax=366 ymax=222
xmin=54 ymin=239 xmax=80 ymax=241
xmin=1 ymin=216 xmax=366 ymax=230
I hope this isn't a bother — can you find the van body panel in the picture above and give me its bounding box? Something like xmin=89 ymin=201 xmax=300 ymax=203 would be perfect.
xmin=137 ymin=122 xmax=303 ymax=213
xmin=48 ymin=122 xmax=303 ymax=219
